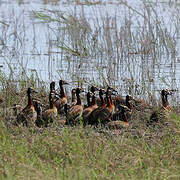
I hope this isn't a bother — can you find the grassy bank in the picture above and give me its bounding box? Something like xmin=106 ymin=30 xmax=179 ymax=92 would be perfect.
xmin=0 ymin=112 xmax=180 ymax=179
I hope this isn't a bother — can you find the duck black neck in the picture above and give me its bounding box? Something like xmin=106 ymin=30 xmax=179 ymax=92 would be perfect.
xmin=27 ymin=92 xmax=33 ymax=107
xmin=92 ymin=94 xmax=96 ymax=106
xmin=76 ymin=92 xmax=81 ymax=105
xmin=126 ymin=96 xmax=133 ymax=111
xmin=99 ymin=91 xmax=105 ymax=106
xmin=87 ymin=92 xmax=91 ymax=107
xmin=60 ymin=84 xmax=65 ymax=98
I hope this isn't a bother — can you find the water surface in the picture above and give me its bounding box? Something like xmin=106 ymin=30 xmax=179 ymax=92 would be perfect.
xmin=0 ymin=0 xmax=179 ymax=104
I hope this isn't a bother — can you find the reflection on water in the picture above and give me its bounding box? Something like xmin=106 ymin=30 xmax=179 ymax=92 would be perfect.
xmin=0 ymin=0 xmax=179 ymax=104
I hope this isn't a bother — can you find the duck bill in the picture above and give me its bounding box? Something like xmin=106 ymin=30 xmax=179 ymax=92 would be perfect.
xmin=108 ymin=86 xmax=118 ymax=93
xmin=165 ymin=89 xmax=174 ymax=95
xmin=62 ymin=80 xmax=69 ymax=85
xmin=168 ymin=91 xmax=173 ymax=95
xmin=32 ymin=89 xmax=38 ymax=93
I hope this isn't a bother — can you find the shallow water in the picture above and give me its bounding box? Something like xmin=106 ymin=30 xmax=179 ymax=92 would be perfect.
xmin=0 ymin=0 xmax=179 ymax=103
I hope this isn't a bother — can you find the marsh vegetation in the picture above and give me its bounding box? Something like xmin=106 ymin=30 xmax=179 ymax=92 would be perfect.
xmin=0 ymin=0 xmax=180 ymax=179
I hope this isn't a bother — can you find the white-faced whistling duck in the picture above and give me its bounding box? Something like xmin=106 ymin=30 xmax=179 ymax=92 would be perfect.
xmin=161 ymin=89 xmax=172 ymax=111
xmin=90 ymin=86 xmax=99 ymax=110
xmin=107 ymin=87 xmax=116 ymax=112
xmin=88 ymin=88 xmax=115 ymax=126
xmin=55 ymin=80 xmax=69 ymax=114
xmin=108 ymin=105 xmax=131 ymax=128
xmin=82 ymin=86 xmax=99 ymax=124
xmin=63 ymin=88 xmax=77 ymax=115
xmin=125 ymin=95 xmax=133 ymax=114
xmin=86 ymin=88 xmax=106 ymax=125
xmin=113 ymin=94 xmax=126 ymax=109
xmin=47 ymin=81 xmax=56 ymax=106
xmin=17 ymin=87 xmax=37 ymax=126
xmin=98 ymin=88 xmax=115 ymax=125
xmin=110 ymin=95 xmax=134 ymax=127
xmin=98 ymin=88 xmax=107 ymax=109
xmin=82 ymin=91 xmax=93 ymax=122
xmin=114 ymin=95 xmax=133 ymax=114
xmin=71 ymin=88 xmax=77 ymax=106
xmin=149 ymin=89 xmax=173 ymax=124
xmin=42 ymin=92 xmax=58 ymax=127
xmin=34 ymin=100 xmax=44 ymax=127
xmin=65 ymin=87 xmax=84 ymax=125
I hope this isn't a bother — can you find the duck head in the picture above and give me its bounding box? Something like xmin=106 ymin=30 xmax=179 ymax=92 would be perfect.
xmin=50 ymin=81 xmax=55 ymax=90
xmin=59 ymin=80 xmax=69 ymax=86
xmin=27 ymin=87 xmax=38 ymax=95
xmin=90 ymin=86 xmax=99 ymax=94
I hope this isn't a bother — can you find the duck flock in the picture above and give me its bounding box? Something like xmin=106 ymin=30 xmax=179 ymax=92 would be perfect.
xmin=14 ymin=80 xmax=174 ymax=129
